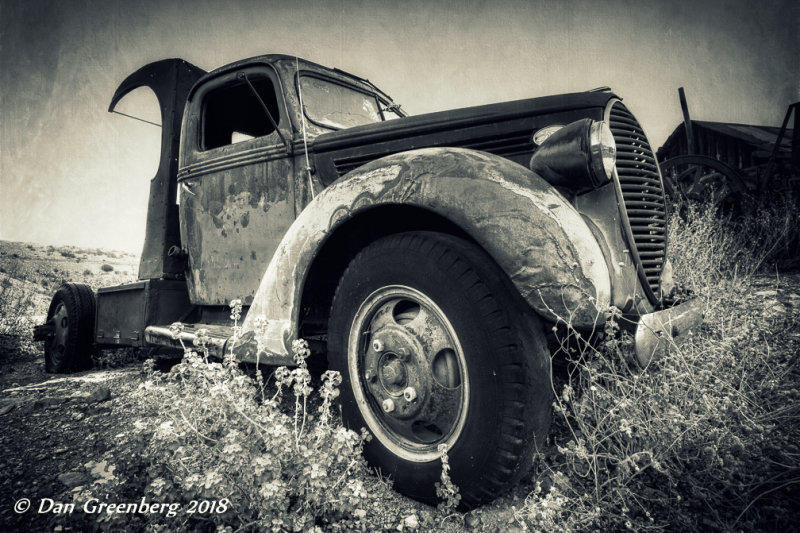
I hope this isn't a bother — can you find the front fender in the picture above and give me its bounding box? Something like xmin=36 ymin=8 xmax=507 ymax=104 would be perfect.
xmin=237 ymin=147 xmax=610 ymax=362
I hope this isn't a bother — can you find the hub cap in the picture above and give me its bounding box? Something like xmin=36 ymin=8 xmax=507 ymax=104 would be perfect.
xmin=348 ymin=285 xmax=468 ymax=462
xmin=50 ymin=302 xmax=69 ymax=363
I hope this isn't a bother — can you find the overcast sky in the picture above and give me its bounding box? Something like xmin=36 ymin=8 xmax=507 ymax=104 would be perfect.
xmin=1 ymin=0 xmax=797 ymax=252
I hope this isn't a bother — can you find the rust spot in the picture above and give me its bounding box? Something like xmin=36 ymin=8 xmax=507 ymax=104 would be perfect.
xmin=241 ymin=212 xmax=250 ymax=228
xmin=221 ymin=229 xmax=228 ymax=238
xmin=251 ymin=250 xmax=257 ymax=260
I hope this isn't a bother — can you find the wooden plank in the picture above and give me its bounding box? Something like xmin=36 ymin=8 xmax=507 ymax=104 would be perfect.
xmin=679 ymin=87 xmax=695 ymax=154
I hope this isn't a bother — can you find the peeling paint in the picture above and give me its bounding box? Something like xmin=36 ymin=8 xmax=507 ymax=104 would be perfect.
xmin=479 ymin=169 xmax=611 ymax=310
xmin=179 ymin=152 xmax=295 ymax=305
xmin=241 ymin=147 xmax=611 ymax=361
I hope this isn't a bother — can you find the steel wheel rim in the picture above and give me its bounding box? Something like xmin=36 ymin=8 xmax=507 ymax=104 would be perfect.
xmin=50 ymin=302 xmax=69 ymax=362
xmin=347 ymin=285 xmax=469 ymax=462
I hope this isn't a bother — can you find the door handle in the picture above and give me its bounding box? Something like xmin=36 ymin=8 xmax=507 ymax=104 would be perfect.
xmin=180 ymin=181 xmax=196 ymax=196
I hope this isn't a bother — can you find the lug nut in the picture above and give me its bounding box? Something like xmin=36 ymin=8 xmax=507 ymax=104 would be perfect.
xmin=382 ymin=399 xmax=395 ymax=413
xmin=372 ymin=339 xmax=384 ymax=352
xmin=403 ymin=387 xmax=417 ymax=402
xmin=365 ymin=370 xmax=375 ymax=382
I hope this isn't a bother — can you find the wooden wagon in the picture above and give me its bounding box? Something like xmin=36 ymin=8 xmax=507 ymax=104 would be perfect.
xmin=656 ymin=88 xmax=799 ymax=210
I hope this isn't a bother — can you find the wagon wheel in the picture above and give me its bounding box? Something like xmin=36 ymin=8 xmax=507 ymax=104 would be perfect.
xmin=660 ymin=155 xmax=749 ymax=212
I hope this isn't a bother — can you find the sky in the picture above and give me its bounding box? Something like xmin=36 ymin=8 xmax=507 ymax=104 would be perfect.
xmin=1 ymin=0 xmax=797 ymax=253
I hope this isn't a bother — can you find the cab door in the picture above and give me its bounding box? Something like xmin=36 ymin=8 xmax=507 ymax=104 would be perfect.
xmin=178 ymin=66 xmax=296 ymax=306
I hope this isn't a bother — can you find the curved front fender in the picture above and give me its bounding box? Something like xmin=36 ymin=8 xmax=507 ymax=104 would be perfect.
xmin=237 ymin=147 xmax=610 ymax=362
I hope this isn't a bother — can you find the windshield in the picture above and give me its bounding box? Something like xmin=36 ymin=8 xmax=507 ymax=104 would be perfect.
xmin=299 ymin=75 xmax=384 ymax=129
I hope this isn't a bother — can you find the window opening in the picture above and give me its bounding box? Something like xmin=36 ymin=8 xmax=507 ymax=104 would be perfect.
xmin=202 ymin=76 xmax=280 ymax=150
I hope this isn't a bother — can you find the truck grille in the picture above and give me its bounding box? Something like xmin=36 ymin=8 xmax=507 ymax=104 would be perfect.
xmin=607 ymin=101 xmax=667 ymax=301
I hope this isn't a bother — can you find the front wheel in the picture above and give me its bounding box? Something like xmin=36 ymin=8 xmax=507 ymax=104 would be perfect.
xmin=328 ymin=232 xmax=551 ymax=508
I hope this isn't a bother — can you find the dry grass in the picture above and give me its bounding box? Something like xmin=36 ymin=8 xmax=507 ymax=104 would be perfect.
xmin=519 ymin=199 xmax=800 ymax=532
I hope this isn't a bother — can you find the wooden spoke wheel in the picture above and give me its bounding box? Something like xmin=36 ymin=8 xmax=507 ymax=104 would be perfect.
xmin=660 ymin=155 xmax=749 ymax=212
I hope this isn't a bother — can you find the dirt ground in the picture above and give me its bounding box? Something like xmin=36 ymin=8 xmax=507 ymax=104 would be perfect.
xmin=0 ymin=357 xmax=533 ymax=532
xmin=0 ymin=362 xmax=143 ymax=531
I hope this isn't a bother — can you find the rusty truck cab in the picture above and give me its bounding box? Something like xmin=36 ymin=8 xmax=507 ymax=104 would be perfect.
xmin=94 ymin=56 xmax=405 ymax=346
xmin=177 ymin=56 xmax=402 ymax=313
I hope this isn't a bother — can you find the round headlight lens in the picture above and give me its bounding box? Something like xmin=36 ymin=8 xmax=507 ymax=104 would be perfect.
xmin=532 ymin=124 xmax=565 ymax=146
xmin=589 ymin=121 xmax=617 ymax=183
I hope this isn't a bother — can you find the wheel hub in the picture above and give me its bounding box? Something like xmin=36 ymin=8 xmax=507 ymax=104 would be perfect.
xmin=379 ymin=355 xmax=407 ymax=389
xmin=364 ymin=324 xmax=427 ymax=419
xmin=51 ymin=302 xmax=70 ymax=360
xmin=348 ymin=285 xmax=469 ymax=462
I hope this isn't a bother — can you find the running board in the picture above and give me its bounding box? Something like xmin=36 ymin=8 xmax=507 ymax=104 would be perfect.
xmin=144 ymin=323 xmax=232 ymax=358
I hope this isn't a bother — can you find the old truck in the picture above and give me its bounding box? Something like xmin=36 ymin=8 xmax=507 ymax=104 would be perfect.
xmin=35 ymin=55 xmax=702 ymax=507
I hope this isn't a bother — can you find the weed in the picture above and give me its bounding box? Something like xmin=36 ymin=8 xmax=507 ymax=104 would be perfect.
xmin=435 ymin=444 xmax=461 ymax=515
xmin=668 ymin=195 xmax=800 ymax=292
xmin=92 ymin=347 xmax=143 ymax=369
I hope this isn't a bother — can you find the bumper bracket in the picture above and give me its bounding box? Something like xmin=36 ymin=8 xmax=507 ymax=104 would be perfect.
xmin=633 ymin=298 xmax=704 ymax=367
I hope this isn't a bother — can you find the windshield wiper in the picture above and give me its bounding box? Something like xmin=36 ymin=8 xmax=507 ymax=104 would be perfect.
xmin=238 ymin=72 xmax=292 ymax=154
xmin=381 ymin=103 xmax=403 ymax=116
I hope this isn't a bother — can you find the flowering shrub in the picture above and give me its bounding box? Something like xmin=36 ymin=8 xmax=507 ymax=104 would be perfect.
xmin=98 ymin=322 xmax=397 ymax=532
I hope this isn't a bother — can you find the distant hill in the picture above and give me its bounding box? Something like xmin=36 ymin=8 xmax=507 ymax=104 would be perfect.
xmin=0 ymin=240 xmax=139 ymax=319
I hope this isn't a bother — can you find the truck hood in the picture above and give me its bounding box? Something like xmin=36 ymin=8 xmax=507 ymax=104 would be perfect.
xmin=311 ymin=91 xmax=616 ymax=184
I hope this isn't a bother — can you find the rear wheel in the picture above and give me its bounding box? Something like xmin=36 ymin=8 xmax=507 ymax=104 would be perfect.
xmin=328 ymin=232 xmax=551 ymax=508
xmin=44 ymin=283 xmax=96 ymax=373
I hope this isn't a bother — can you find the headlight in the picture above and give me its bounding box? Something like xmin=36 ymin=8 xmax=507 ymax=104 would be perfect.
xmin=529 ymin=118 xmax=617 ymax=193
xmin=589 ymin=121 xmax=616 ymax=183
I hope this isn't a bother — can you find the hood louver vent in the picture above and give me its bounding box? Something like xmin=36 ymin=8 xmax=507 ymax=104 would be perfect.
xmin=331 ymin=132 xmax=533 ymax=177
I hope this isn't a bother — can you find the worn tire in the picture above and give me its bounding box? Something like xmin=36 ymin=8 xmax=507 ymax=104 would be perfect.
xmin=328 ymin=232 xmax=552 ymax=508
xmin=44 ymin=283 xmax=96 ymax=373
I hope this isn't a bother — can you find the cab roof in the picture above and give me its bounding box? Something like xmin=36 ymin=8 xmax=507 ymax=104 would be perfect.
xmin=188 ymin=54 xmax=394 ymax=102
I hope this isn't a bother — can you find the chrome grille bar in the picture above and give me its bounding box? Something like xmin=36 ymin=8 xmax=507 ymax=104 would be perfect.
xmin=607 ymin=101 xmax=667 ymax=301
